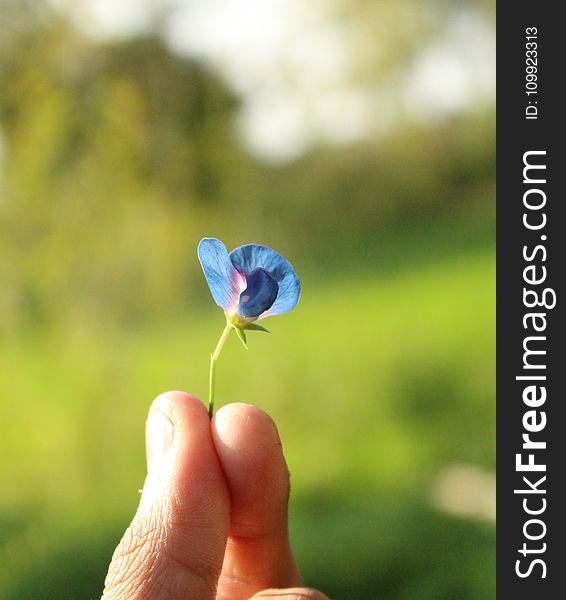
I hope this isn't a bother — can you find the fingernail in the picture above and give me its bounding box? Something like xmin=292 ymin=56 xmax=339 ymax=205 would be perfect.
xmin=146 ymin=408 xmax=174 ymax=473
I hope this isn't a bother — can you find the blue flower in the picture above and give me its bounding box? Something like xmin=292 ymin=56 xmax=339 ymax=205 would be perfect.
xmin=198 ymin=238 xmax=300 ymax=328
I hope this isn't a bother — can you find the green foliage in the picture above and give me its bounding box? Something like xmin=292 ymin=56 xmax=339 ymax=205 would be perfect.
xmin=0 ymin=248 xmax=494 ymax=599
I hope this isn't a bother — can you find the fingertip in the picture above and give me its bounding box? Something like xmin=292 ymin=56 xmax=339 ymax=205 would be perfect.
xmin=143 ymin=391 xmax=225 ymax=509
xmin=213 ymin=402 xmax=286 ymax=479
xmin=214 ymin=402 xmax=279 ymax=442
xmin=212 ymin=403 xmax=290 ymax=538
xmin=150 ymin=390 xmax=208 ymax=423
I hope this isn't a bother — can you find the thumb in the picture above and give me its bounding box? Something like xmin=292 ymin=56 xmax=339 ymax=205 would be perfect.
xmin=102 ymin=392 xmax=230 ymax=600
xmin=250 ymin=589 xmax=330 ymax=600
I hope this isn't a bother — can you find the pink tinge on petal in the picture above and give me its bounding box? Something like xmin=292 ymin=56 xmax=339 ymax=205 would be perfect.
xmin=226 ymin=270 xmax=247 ymax=313
xmin=234 ymin=270 xmax=247 ymax=293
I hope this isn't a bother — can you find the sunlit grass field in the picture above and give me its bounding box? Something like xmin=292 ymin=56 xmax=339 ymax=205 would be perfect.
xmin=0 ymin=247 xmax=495 ymax=599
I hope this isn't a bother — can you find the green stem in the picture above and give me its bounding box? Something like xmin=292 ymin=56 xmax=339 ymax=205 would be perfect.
xmin=208 ymin=322 xmax=232 ymax=418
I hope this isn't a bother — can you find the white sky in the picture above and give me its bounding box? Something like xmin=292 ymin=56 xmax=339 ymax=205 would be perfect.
xmin=50 ymin=0 xmax=495 ymax=163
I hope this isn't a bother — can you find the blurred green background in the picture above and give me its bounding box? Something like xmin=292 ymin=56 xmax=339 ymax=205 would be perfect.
xmin=0 ymin=1 xmax=495 ymax=598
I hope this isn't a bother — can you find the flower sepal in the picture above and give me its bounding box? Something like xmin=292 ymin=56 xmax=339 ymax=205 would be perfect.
xmin=243 ymin=323 xmax=271 ymax=333
xmin=234 ymin=326 xmax=248 ymax=350
xmin=224 ymin=315 xmax=271 ymax=350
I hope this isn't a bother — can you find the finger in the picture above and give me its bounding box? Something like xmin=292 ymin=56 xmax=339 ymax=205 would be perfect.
xmin=212 ymin=403 xmax=302 ymax=600
xmin=102 ymin=392 xmax=230 ymax=600
xmin=250 ymin=588 xmax=330 ymax=600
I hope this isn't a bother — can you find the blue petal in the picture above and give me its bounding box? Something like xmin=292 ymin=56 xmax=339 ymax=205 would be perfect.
xmin=229 ymin=244 xmax=300 ymax=318
xmin=237 ymin=268 xmax=279 ymax=317
xmin=198 ymin=238 xmax=243 ymax=310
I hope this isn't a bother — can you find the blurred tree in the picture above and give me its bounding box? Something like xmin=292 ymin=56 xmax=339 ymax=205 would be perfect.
xmin=0 ymin=4 xmax=245 ymax=329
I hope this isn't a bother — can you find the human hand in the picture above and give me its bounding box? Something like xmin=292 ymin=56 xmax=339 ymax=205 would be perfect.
xmin=101 ymin=391 xmax=329 ymax=600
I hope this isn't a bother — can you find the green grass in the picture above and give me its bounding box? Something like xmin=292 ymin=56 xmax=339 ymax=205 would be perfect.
xmin=0 ymin=247 xmax=495 ymax=599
